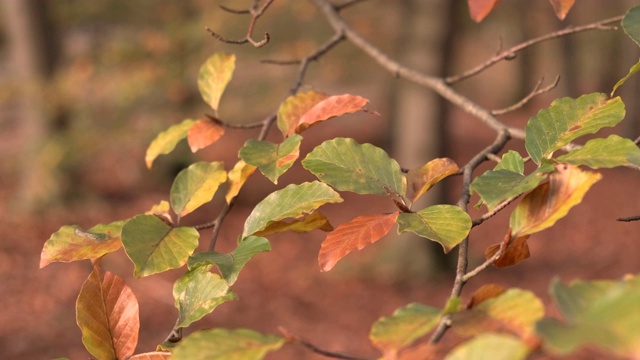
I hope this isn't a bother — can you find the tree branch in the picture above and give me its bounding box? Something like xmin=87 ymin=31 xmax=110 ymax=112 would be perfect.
xmin=492 ymin=75 xmax=561 ymax=115
xmin=207 ymin=0 xmax=274 ymax=48
xmin=280 ymin=327 xmax=372 ymax=360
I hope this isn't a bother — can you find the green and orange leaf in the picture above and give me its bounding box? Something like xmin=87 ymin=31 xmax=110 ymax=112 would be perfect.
xmin=277 ymin=91 xmax=328 ymax=137
xmin=187 ymin=118 xmax=225 ymax=152
xmin=406 ymin=158 xmax=459 ymax=202
xmin=239 ymin=134 xmax=302 ymax=184
xmin=145 ymin=119 xmax=196 ymax=169
xmin=254 ymin=211 xmax=333 ymax=237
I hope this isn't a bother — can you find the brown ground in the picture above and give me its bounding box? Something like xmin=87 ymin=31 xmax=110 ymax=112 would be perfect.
xmin=2 ymin=108 xmax=640 ymax=360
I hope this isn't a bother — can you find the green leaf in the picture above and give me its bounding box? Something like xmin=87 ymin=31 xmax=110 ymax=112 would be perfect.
xmin=612 ymin=59 xmax=640 ymax=96
xmin=242 ymin=181 xmax=342 ymax=238
xmin=171 ymin=328 xmax=285 ymax=360
xmin=494 ymin=150 xmax=525 ymax=174
xmin=537 ymin=276 xmax=640 ymax=357
xmin=198 ymin=52 xmax=235 ymax=113
xmin=369 ymin=303 xmax=441 ymax=358
xmin=121 ymin=215 xmax=199 ymax=277
xmin=556 ymin=135 xmax=640 ymax=169
xmin=622 ymin=5 xmax=640 ymax=47
xmin=445 ymin=333 xmax=529 ymax=360
xmin=170 ymin=161 xmax=227 ymax=217
xmin=40 ymin=221 xmax=124 ymax=268
xmin=302 ymin=137 xmax=405 ymax=196
xmin=145 ymin=119 xmax=196 ymax=169
xmin=525 ymin=93 xmax=625 ymax=164
xmin=238 ymin=134 xmax=302 ymax=184
xmin=174 ymin=267 xmax=237 ymax=328
xmin=396 ymin=205 xmax=471 ymax=252
xmin=470 ymin=163 xmax=555 ymax=211
xmin=188 ymin=236 xmax=271 ymax=285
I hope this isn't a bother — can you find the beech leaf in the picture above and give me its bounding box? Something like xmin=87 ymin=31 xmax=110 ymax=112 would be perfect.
xmin=494 ymin=150 xmax=525 ymax=174
xmin=369 ymin=303 xmax=441 ymax=359
xmin=548 ymin=0 xmax=575 ymax=20
xmin=225 ymin=160 xmax=257 ymax=204
xmin=187 ymin=118 xmax=225 ymax=152
xmin=243 ymin=181 xmax=342 ymax=238
xmin=445 ymin=333 xmax=529 ymax=360
xmin=525 ymin=93 xmax=625 ymax=164
xmin=145 ymin=119 xmax=196 ymax=169
xmin=253 ymin=211 xmax=333 ymax=237
xmin=277 ymin=91 xmax=328 ymax=137
xmin=198 ymin=52 xmax=235 ymax=113
xmin=406 ymin=158 xmax=459 ymax=202
xmin=466 ymin=284 xmax=506 ymax=309
xmin=170 ymin=161 xmax=227 ymax=217
xmin=622 ymin=5 xmax=640 ymax=47
xmin=556 ymin=135 xmax=640 ymax=169
xmin=485 ymin=234 xmax=531 ymax=268
xmin=76 ymin=264 xmax=139 ymax=360
xmin=171 ymin=328 xmax=285 ymax=360
xmin=40 ymin=221 xmax=124 ymax=268
xmin=396 ymin=205 xmax=472 ymax=253
xmin=128 ymin=352 xmax=171 ymax=360
xmin=611 ymin=59 xmax=640 ymax=96
xmin=296 ymin=94 xmax=369 ymax=135
xmin=121 ymin=215 xmax=199 ymax=277
xmin=303 ymin=137 xmax=406 ymax=196
xmin=318 ymin=212 xmax=399 ymax=272
xmin=174 ymin=267 xmax=237 ymax=327
xmin=468 ymin=0 xmax=501 ymax=22
xmin=238 ymin=134 xmax=302 ymax=184
xmin=510 ymin=164 xmax=601 ymax=238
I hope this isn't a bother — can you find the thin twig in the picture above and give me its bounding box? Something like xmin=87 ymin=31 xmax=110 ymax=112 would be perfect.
xmin=633 ymin=134 xmax=640 ymax=145
xmin=207 ymin=0 xmax=274 ymax=48
xmin=205 ymin=114 xmax=264 ymax=129
xmin=617 ymin=215 xmax=640 ymax=222
xmin=280 ymin=327 xmax=372 ymax=360
xmin=334 ymin=0 xmax=368 ymax=11
xmin=492 ymin=75 xmax=561 ymax=115
xmin=291 ymin=32 xmax=345 ymax=94
xmin=462 ymin=240 xmax=508 ymax=282
xmin=446 ymin=16 xmax=623 ymax=84
xmin=472 ymin=194 xmax=521 ymax=227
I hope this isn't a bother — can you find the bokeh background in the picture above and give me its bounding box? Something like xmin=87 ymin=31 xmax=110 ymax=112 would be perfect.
xmin=1 ymin=1 xmax=639 ymax=359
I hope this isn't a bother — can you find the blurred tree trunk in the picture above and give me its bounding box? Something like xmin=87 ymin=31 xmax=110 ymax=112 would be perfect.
xmin=2 ymin=0 xmax=61 ymax=211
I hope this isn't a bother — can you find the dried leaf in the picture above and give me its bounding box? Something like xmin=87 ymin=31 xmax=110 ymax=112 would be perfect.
xmin=187 ymin=118 xmax=225 ymax=152
xmin=468 ymin=0 xmax=501 ymax=22
xmin=319 ymin=212 xmax=399 ymax=272
xmin=406 ymin=158 xmax=459 ymax=202
xmin=548 ymin=0 xmax=575 ymax=20
xmin=485 ymin=234 xmax=531 ymax=268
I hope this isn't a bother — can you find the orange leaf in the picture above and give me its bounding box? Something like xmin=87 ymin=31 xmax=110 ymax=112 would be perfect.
xmin=277 ymin=91 xmax=328 ymax=137
xmin=466 ymin=284 xmax=506 ymax=309
xmin=128 ymin=352 xmax=171 ymax=360
xmin=296 ymin=94 xmax=369 ymax=134
xmin=187 ymin=118 xmax=225 ymax=152
xmin=485 ymin=233 xmax=531 ymax=268
xmin=548 ymin=0 xmax=575 ymax=20
xmin=319 ymin=212 xmax=399 ymax=272
xmin=76 ymin=264 xmax=140 ymax=360
xmin=468 ymin=0 xmax=501 ymax=22
xmin=406 ymin=158 xmax=459 ymax=202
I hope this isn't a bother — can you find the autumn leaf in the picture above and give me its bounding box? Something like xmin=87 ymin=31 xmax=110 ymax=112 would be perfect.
xmin=128 ymin=352 xmax=171 ymax=360
xmin=198 ymin=52 xmax=235 ymax=114
xmin=277 ymin=91 xmax=328 ymax=137
xmin=76 ymin=264 xmax=139 ymax=360
xmin=485 ymin=233 xmax=531 ymax=268
xmin=445 ymin=334 xmax=529 ymax=360
xmin=187 ymin=118 xmax=225 ymax=152
xmin=225 ymin=160 xmax=257 ymax=204
xmin=466 ymin=284 xmax=506 ymax=309
xmin=239 ymin=134 xmax=302 ymax=184
xmin=468 ymin=0 xmax=501 ymax=22
xmin=319 ymin=212 xmax=399 ymax=272
xmin=171 ymin=328 xmax=285 ymax=360
xmin=406 ymin=158 xmax=458 ymax=203
xmin=549 ymin=0 xmax=575 ymax=20
xmin=170 ymin=162 xmax=227 ymax=217
xmin=296 ymin=94 xmax=369 ymax=134
xmin=145 ymin=119 xmax=196 ymax=169
xmin=254 ymin=211 xmax=333 ymax=237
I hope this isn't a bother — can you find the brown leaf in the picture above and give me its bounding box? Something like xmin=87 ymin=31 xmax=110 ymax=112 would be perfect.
xmin=548 ymin=0 xmax=575 ymax=20
xmin=76 ymin=264 xmax=139 ymax=360
xmin=406 ymin=158 xmax=459 ymax=202
xmin=467 ymin=284 xmax=506 ymax=309
xmin=187 ymin=118 xmax=225 ymax=152
xmin=296 ymin=94 xmax=369 ymax=134
xmin=485 ymin=233 xmax=531 ymax=268
xmin=319 ymin=212 xmax=399 ymax=272
xmin=468 ymin=0 xmax=501 ymax=22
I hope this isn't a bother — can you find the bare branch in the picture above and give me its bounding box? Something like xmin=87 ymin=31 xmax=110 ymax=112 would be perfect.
xmin=334 ymin=0 xmax=369 ymax=11
xmin=492 ymin=75 xmax=561 ymax=115
xmin=204 ymin=114 xmax=264 ymax=129
xmin=472 ymin=194 xmax=521 ymax=228
xmin=446 ymin=16 xmax=623 ymax=84
xmin=208 ymin=0 xmax=274 ymax=48
xmin=617 ymin=215 xmax=640 ymax=222
xmin=280 ymin=327 xmax=372 ymax=360
xmin=634 ymin=134 xmax=640 ymax=145
xmin=462 ymin=240 xmax=508 ymax=282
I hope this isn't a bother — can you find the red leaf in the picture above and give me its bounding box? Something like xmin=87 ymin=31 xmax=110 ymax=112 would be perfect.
xmin=187 ymin=118 xmax=225 ymax=152
xmin=485 ymin=233 xmax=531 ymax=268
xmin=296 ymin=94 xmax=369 ymax=134
xmin=468 ymin=0 xmax=501 ymax=22
xmin=278 ymin=91 xmax=328 ymax=137
xmin=548 ymin=0 xmax=575 ymax=20
xmin=76 ymin=264 xmax=139 ymax=360
xmin=319 ymin=212 xmax=399 ymax=272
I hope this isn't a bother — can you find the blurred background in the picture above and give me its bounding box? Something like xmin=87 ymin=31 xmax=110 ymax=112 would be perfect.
xmin=1 ymin=1 xmax=639 ymax=359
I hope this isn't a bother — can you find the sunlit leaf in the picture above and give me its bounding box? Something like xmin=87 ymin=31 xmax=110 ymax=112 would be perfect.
xmin=622 ymin=5 xmax=640 ymax=47
xmin=556 ymin=135 xmax=640 ymax=169
xmin=470 ymin=163 xmax=554 ymax=211
xmin=396 ymin=205 xmax=471 ymax=253
xmin=198 ymin=52 xmax=235 ymax=113
xmin=277 ymin=91 xmax=328 ymax=137
xmin=239 ymin=134 xmax=302 ymax=184
xmin=188 ymin=236 xmax=271 ymax=285
xmin=537 ymin=276 xmax=640 ymax=357
xmin=468 ymin=0 xmax=501 ymax=22
xmin=525 ymin=93 xmax=625 ymax=164
xmin=295 ymin=94 xmax=369 ymax=134
xmin=303 ymin=137 xmax=405 ymax=196
xmin=171 ymin=328 xmax=285 ymax=360
xmin=121 ymin=215 xmax=199 ymax=277
xmin=406 ymin=158 xmax=459 ymax=202
xmin=612 ymin=59 xmax=640 ymax=96
xmin=174 ymin=267 xmax=237 ymax=327
xmin=445 ymin=333 xmax=529 ymax=360
xmin=466 ymin=284 xmax=506 ymax=309
xmin=225 ymin=160 xmax=257 ymax=204
xmin=510 ymin=164 xmax=601 ymax=238
xmin=484 ymin=234 xmax=531 ymax=268
xmin=40 ymin=221 xmax=124 ymax=268
xmin=548 ymin=0 xmax=575 ymax=20
xmin=494 ymin=150 xmax=525 ymax=174
xmin=369 ymin=303 xmax=441 ymax=359
xmin=170 ymin=162 xmax=227 ymax=217
xmin=145 ymin=119 xmax=196 ymax=169
xmin=243 ymin=181 xmax=342 ymax=238
xmin=128 ymin=352 xmax=171 ymax=360
xmin=254 ymin=211 xmax=333 ymax=237
xmin=146 ymin=200 xmax=172 ymax=224
xmin=319 ymin=212 xmax=398 ymax=272
xmin=187 ymin=118 xmax=225 ymax=152
xmin=76 ymin=264 xmax=139 ymax=360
